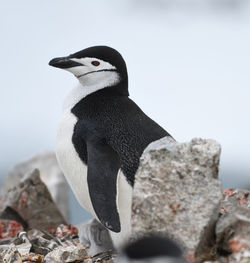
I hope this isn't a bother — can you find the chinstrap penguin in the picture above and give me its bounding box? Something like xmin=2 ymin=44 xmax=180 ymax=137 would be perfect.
xmin=49 ymin=46 xmax=174 ymax=247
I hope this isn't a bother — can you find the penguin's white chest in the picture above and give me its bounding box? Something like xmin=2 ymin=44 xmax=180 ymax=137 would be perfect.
xmin=56 ymin=110 xmax=133 ymax=246
xmin=56 ymin=110 xmax=96 ymax=215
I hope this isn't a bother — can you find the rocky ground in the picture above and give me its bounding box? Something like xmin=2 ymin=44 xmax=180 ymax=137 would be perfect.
xmin=0 ymin=170 xmax=114 ymax=263
xmin=0 ymin=138 xmax=249 ymax=263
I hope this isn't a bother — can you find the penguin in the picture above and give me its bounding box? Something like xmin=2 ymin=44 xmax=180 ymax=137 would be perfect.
xmin=49 ymin=46 xmax=174 ymax=247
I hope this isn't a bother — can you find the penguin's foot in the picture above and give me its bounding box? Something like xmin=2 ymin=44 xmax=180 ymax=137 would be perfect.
xmin=92 ymin=250 xmax=114 ymax=262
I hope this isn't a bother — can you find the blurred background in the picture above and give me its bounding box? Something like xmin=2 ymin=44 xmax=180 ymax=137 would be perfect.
xmin=0 ymin=0 xmax=249 ymax=224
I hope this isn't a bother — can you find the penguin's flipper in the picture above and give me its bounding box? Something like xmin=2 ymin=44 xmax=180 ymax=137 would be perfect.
xmin=87 ymin=139 xmax=121 ymax=233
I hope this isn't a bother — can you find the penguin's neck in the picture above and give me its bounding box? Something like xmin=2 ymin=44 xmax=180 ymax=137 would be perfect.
xmin=63 ymin=71 xmax=120 ymax=111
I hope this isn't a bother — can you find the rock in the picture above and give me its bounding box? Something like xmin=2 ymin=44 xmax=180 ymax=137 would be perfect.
xmin=44 ymin=242 xmax=88 ymax=263
xmin=91 ymin=251 xmax=115 ymax=263
xmin=1 ymin=151 xmax=69 ymax=221
xmin=26 ymin=224 xmax=80 ymax=256
xmin=51 ymin=224 xmax=78 ymax=241
xmin=0 ymin=234 xmax=43 ymax=263
xmin=0 ymin=223 xmax=115 ymax=263
xmin=0 ymin=231 xmax=32 ymax=256
xmin=226 ymin=239 xmax=250 ymax=263
xmin=206 ymin=240 xmax=250 ymax=263
xmin=0 ymin=243 xmax=22 ymax=263
xmin=27 ymin=229 xmax=61 ymax=256
xmin=14 ymin=231 xmax=32 ymax=256
xmin=21 ymin=253 xmax=43 ymax=263
xmin=0 ymin=169 xmax=66 ymax=231
xmin=220 ymin=188 xmax=250 ymax=213
xmin=77 ymin=219 xmax=114 ymax=256
xmin=0 ymin=220 xmax=23 ymax=239
xmin=214 ymin=188 xmax=250 ymax=262
xmin=131 ymin=137 xmax=223 ymax=262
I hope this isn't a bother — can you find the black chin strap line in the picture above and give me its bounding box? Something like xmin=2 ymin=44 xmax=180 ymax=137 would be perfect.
xmin=76 ymin=69 xmax=117 ymax=79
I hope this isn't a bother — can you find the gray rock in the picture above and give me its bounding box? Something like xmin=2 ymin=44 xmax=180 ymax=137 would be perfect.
xmin=0 ymin=243 xmax=22 ymax=263
xmin=13 ymin=232 xmax=32 ymax=256
xmin=1 ymin=151 xmax=69 ymax=221
xmin=44 ymin=242 xmax=88 ymax=263
xmin=78 ymin=219 xmax=114 ymax=256
xmin=0 ymin=169 xmax=66 ymax=231
xmin=224 ymin=247 xmax=250 ymax=263
xmin=220 ymin=188 xmax=250 ymax=214
xmin=214 ymin=188 xmax=250 ymax=262
xmin=216 ymin=207 xmax=250 ymax=253
xmin=27 ymin=229 xmax=61 ymax=256
xmin=131 ymin=137 xmax=223 ymax=262
xmin=0 ymin=232 xmax=35 ymax=258
xmin=205 ymin=242 xmax=250 ymax=263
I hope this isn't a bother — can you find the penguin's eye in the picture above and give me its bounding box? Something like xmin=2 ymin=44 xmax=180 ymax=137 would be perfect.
xmin=91 ymin=61 xmax=100 ymax=66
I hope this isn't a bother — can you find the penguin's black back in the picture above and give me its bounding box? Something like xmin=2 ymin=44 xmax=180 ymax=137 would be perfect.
xmin=71 ymin=86 xmax=171 ymax=186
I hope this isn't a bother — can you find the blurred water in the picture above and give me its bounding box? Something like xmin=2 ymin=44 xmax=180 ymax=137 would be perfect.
xmin=0 ymin=0 xmax=249 ymax=223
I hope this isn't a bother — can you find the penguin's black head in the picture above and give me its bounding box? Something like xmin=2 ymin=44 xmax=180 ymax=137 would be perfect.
xmin=49 ymin=46 xmax=128 ymax=96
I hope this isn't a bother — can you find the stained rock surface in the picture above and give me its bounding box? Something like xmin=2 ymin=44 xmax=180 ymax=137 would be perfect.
xmin=131 ymin=137 xmax=223 ymax=262
xmin=217 ymin=188 xmax=250 ymax=252
xmin=1 ymin=151 xmax=69 ymax=221
xmin=0 ymin=220 xmax=23 ymax=239
xmin=206 ymin=188 xmax=250 ymax=263
xmin=44 ymin=243 xmax=88 ymax=263
xmin=0 ymin=169 xmax=66 ymax=231
xmin=0 ymin=224 xmax=114 ymax=263
xmin=0 ymin=243 xmax=22 ymax=263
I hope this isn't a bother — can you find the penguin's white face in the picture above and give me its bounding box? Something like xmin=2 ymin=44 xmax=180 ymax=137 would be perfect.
xmin=49 ymin=55 xmax=121 ymax=109
xmin=65 ymin=57 xmax=116 ymax=78
xmin=65 ymin=57 xmax=120 ymax=88
xmin=49 ymin=56 xmax=120 ymax=90
xmin=49 ymin=46 xmax=128 ymax=107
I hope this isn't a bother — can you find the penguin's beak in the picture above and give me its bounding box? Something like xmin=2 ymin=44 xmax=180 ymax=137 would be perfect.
xmin=49 ymin=56 xmax=82 ymax=69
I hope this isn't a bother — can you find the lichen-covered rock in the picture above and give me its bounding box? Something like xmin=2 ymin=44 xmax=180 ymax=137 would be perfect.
xmin=44 ymin=242 xmax=88 ymax=263
xmin=13 ymin=231 xmax=32 ymax=256
xmin=21 ymin=253 xmax=43 ymax=263
xmin=214 ymin=188 xmax=250 ymax=262
xmin=0 ymin=220 xmax=23 ymax=239
xmin=27 ymin=229 xmax=60 ymax=256
xmin=131 ymin=137 xmax=223 ymax=262
xmin=220 ymin=188 xmax=250 ymax=213
xmin=0 ymin=225 xmax=115 ymax=262
xmin=51 ymin=224 xmax=78 ymax=240
xmin=0 ymin=169 xmax=66 ymax=231
xmin=205 ymin=240 xmax=250 ymax=263
xmin=1 ymin=151 xmax=69 ymax=221
xmin=0 ymin=243 xmax=22 ymax=263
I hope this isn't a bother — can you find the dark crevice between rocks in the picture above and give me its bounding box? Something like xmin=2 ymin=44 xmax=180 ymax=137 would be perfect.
xmin=0 ymin=206 xmax=28 ymax=229
xmin=196 ymin=221 xmax=217 ymax=262
xmin=217 ymin=248 xmax=232 ymax=257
